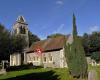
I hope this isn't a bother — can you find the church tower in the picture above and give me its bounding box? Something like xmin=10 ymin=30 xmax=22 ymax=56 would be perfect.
xmin=12 ymin=16 xmax=29 ymax=64
xmin=13 ymin=16 xmax=29 ymax=48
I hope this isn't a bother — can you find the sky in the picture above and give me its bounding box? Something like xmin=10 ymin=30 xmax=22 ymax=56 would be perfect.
xmin=0 ymin=0 xmax=100 ymax=39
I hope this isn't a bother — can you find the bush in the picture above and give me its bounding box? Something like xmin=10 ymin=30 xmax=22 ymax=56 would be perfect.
xmin=91 ymin=51 xmax=100 ymax=61
xmin=6 ymin=63 xmax=44 ymax=72
xmin=64 ymin=14 xmax=88 ymax=78
xmin=6 ymin=63 xmax=34 ymax=71
xmin=0 ymin=65 xmax=2 ymax=69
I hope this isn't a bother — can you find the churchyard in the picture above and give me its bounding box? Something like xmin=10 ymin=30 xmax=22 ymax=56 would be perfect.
xmin=0 ymin=65 xmax=99 ymax=80
xmin=0 ymin=68 xmax=87 ymax=80
xmin=0 ymin=68 xmax=72 ymax=80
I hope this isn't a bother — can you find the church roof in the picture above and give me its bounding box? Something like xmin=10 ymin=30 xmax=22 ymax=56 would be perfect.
xmin=27 ymin=35 xmax=72 ymax=53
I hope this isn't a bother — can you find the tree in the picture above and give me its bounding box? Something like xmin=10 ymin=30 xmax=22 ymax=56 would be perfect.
xmin=9 ymin=34 xmax=27 ymax=65
xmin=82 ymin=32 xmax=100 ymax=55
xmin=9 ymin=34 xmax=27 ymax=54
xmin=28 ymin=31 xmax=40 ymax=46
xmin=0 ymin=24 xmax=27 ymax=61
xmin=47 ymin=33 xmax=65 ymax=38
xmin=91 ymin=51 xmax=100 ymax=62
xmin=82 ymin=33 xmax=89 ymax=55
xmin=64 ymin=14 xmax=87 ymax=78
xmin=72 ymin=14 xmax=77 ymax=37
xmin=0 ymin=24 xmax=11 ymax=61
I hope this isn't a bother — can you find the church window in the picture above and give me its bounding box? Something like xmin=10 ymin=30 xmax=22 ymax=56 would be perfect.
xmin=33 ymin=56 xmax=39 ymax=61
xmin=33 ymin=57 xmax=35 ymax=61
xmin=49 ymin=56 xmax=52 ymax=61
xmin=48 ymin=53 xmax=52 ymax=62
xmin=20 ymin=26 xmax=26 ymax=34
xmin=36 ymin=57 xmax=39 ymax=61
xmin=43 ymin=57 xmax=47 ymax=62
xmin=35 ymin=57 xmax=39 ymax=61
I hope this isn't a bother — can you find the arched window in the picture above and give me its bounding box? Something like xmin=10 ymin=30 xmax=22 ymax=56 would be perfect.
xmin=20 ymin=26 xmax=26 ymax=34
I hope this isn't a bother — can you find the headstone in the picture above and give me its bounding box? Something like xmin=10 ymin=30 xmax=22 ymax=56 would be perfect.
xmin=1 ymin=60 xmax=8 ymax=70
xmin=0 ymin=69 xmax=6 ymax=75
xmin=88 ymin=70 xmax=98 ymax=80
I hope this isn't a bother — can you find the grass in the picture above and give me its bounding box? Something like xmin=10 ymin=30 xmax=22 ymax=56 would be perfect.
xmin=95 ymin=66 xmax=100 ymax=79
xmin=0 ymin=67 xmax=91 ymax=80
xmin=0 ymin=68 xmax=76 ymax=80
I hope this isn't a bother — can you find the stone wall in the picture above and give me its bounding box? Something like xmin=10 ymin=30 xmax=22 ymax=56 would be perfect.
xmin=26 ymin=48 xmax=67 ymax=68
xmin=10 ymin=53 xmax=21 ymax=66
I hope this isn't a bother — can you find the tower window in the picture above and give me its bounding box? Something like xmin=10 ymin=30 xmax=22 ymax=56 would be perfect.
xmin=20 ymin=26 xmax=26 ymax=34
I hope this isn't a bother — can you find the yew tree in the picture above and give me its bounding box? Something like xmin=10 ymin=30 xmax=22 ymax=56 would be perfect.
xmin=64 ymin=14 xmax=88 ymax=78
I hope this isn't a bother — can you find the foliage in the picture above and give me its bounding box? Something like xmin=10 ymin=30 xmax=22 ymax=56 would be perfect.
xmin=0 ymin=24 xmax=10 ymax=61
xmin=0 ymin=23 xmax=40 ymax=61
xmin=82 ymin=33 xmax=89 ymax=55
xmin=0 ymin=24 xmax=27 ymax=61
xmin=47 ymin=33 xmax=65 ymax=38
xmin=9 ymin=34 xmax=27 ymax=54
xmin=64 ymin=14 xmax=88 ymax=78
xmin=28 ymin=31 xmax=40 ymax=46
xmin=72 ymin=14 xmax=77 ymax=37
xmin=6 ymin=63 xmax=34 ymax=72
xmin=91 ymin=51 xmax=100 ymax=61
xmin=82 ymin=32 xmax=100 ymax=55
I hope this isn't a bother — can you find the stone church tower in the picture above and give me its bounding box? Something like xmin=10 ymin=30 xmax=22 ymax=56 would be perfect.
xmin=10 ymin=16 xmax=29 ymax=66
xmin=13 ymin=16 xmax=29 ymax=47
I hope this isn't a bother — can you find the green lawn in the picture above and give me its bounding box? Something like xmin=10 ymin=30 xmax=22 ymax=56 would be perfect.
xmin=1 ymin=65 xmax=99 ymax=80
xmin=0 ymin=67 xmax=92 ymax=80
xmin=95 ymin=66 xmax=100 ymax=79
xmin=0 ymin=68 xmax=75 ymax=80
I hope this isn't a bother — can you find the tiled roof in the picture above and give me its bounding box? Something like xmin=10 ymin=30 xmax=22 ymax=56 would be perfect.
xmin=27 ymin=36 xmax=69 ymax=53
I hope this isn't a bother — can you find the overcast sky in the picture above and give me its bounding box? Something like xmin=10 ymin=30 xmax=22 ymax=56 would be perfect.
xmin=0 ymin=0 xmax=100 ymax=39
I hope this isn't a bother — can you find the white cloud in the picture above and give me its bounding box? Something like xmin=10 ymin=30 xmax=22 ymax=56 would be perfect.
xmin=89 ymin=26 xmax=99 ymax=33
xmin=56 ymin=0 xmax=64 ymax=6
xmin=53 ymin=24 xmax=65 ymax=33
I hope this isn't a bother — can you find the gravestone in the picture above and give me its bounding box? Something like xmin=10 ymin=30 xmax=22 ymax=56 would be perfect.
xmin=0 ymin=60 xmax=8 ymax=75
xmin=1 ymin=60 xmax=8 ymax=69
xmin=88 ymin=70 xmax=98 ymax=80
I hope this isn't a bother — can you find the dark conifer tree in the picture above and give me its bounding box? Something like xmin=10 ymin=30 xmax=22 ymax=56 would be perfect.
xmin=64 ymin=14 xmax=88 ymax=78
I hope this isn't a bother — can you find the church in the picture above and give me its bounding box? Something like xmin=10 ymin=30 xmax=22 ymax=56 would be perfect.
xmin=10 ymin=16 xmax=29 ymax=66
xmin=10 ymin=16 xmax=90 ymax=68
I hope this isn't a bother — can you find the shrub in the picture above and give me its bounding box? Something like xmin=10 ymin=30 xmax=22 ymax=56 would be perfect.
xmin=91 ymin=51 xmax=100 ymax=61
xmin=6 ymin=63 xmax=34 ymax=71
xmin=64 ymin=14 xmax=88 ymax=78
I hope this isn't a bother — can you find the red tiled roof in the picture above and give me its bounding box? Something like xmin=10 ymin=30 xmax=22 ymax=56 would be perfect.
xmin=27 ymin=36 xmax=68 ymax=53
